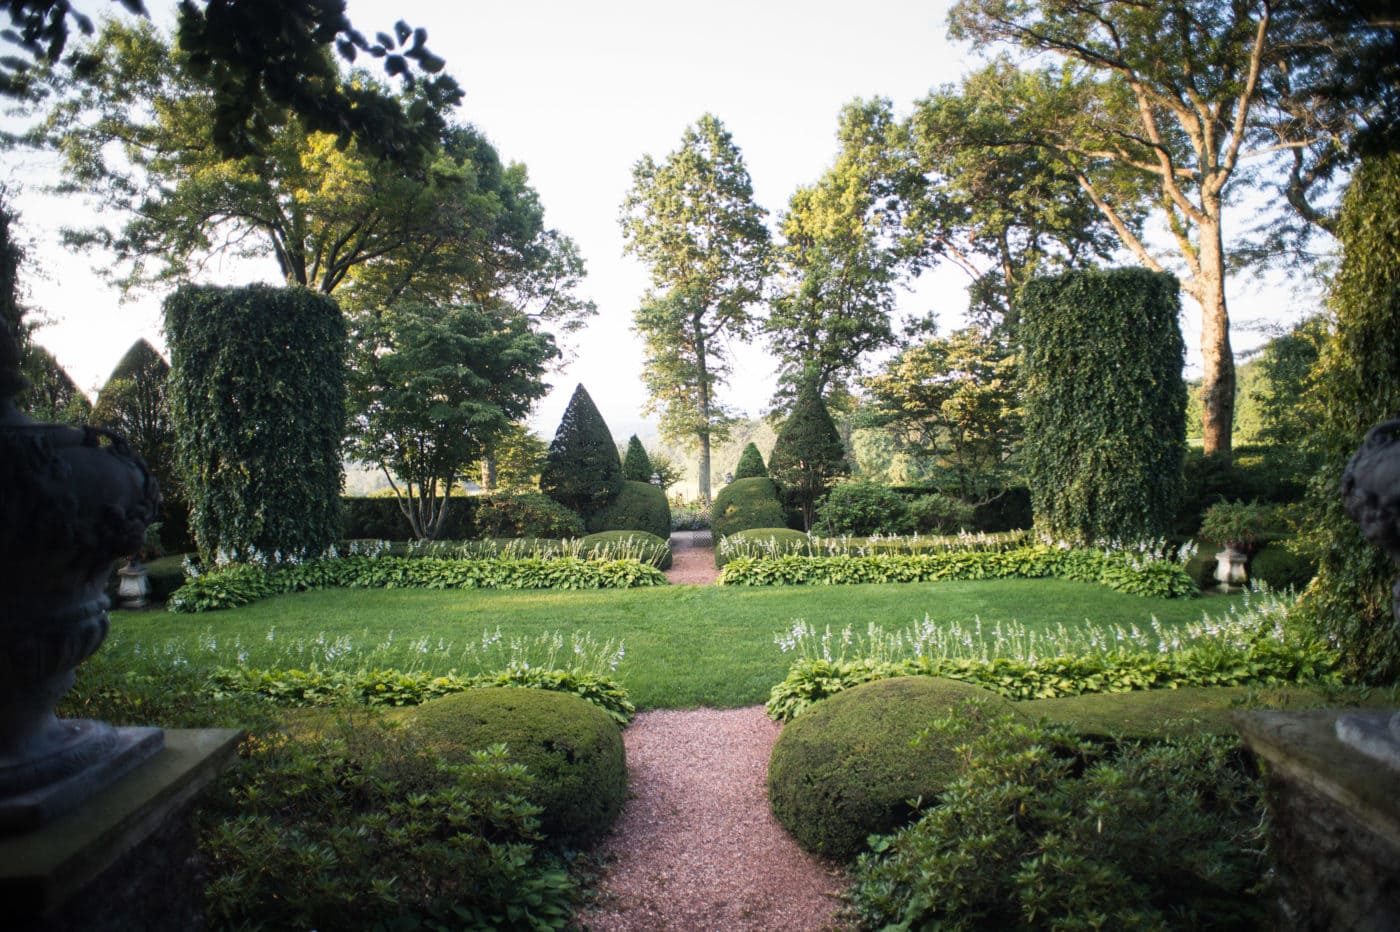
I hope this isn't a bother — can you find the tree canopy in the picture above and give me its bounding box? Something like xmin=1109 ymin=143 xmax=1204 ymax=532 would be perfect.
xmin=621 ymin=114 xmax=770 ymax=501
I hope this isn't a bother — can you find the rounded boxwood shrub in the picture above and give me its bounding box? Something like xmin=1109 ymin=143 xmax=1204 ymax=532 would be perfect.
xmin=715 ymin=527 xmax=809 ymax=568
xmin=908 ymin=493 xmax=976 ymax=534
xmin=580 ymin=529 xmax=672 ymax=570
xmin=401 ymin=687 xmax=626 ymax=846
xmin=816 ymin=480 xmax=910 ymax=536
xmin=587 ymin=479 xmax=671 ymax=540
xmin=1249 ymin=542 xmax=1317 ymax=591
xmin=711 ymin=476 xmax=787 ymax=539
xmin=769 ymin=676 xmax=1018 ymax=859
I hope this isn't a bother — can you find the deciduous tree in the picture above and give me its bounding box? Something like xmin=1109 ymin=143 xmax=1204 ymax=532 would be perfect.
xmin=621 ymin=114 xmax=770 ymax=501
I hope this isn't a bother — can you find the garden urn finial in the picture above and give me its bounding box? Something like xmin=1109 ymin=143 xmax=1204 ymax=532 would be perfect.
xmin=1336 ymin=418 xmax=1400 ymax=769
xmin=0 ymin=321 xmax=164 ymax=831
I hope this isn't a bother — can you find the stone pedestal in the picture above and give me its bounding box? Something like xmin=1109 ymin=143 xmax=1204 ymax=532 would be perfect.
xmin=0 ymin=728 xmax=243 ymax=931
xmin=1235 ymin=710 xmax=1400 ymax=931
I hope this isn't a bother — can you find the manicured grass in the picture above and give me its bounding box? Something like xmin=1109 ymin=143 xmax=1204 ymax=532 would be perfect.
xmin=106 ymin=580 xmax=1246 ymax=709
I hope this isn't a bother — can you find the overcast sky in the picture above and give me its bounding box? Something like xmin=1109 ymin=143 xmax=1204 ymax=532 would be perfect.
xmin=9 ymin=0 xmax=1324 ymax=443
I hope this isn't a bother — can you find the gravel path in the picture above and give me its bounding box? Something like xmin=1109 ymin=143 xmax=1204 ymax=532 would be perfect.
xmin=577 ymin=706 xmax=849 ymax=931
xmin=665 ymin=530 xmax=720 ymax=585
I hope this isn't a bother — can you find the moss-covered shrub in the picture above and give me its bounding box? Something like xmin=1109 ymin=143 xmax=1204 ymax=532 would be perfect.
xmin=816 ymin=481 xmax=910 ymax=536
xmin=714 ymin=527 xmax=810 ymax=567
xmin=711 ymin=476 xmax=787 ymax=539
xmin=402 ymin=688 xmax=626 ymax=846
xmin=587 ymin=479 xmax=671 ymax=540
xmin=580 ymin=530 xmax=672 ymax=570
xmin=476 ymin=490 xmax=585 ymax=539
xmin=768 ymin=677 xmax=1018 ymax=859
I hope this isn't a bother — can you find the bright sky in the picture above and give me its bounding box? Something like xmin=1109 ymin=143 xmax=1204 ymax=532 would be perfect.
xmin=8 ymin=0 xmax=1325 ymax=442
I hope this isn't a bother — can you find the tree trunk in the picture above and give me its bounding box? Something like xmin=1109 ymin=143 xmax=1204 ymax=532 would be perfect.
xmin=1195 ymin=217 xmax=1235 ymax=463
xmin=697 ymin=430 xmax=711 ymax=504
xmin=695 ymin=313 xmax=712 ymax=503
xmin=480 ymin=453 xmax=497 ymax=492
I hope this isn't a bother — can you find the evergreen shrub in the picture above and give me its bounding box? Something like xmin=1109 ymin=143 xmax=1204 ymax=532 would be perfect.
xmin=340 ymin=495 xmax=481 ymax=540
xmin=580 ymin=530 xmax=672 ymax=569
xmin=166 ymin=285 xmax=346 ymax=565
xmin=711 ymin=476 xmax=787 ymax=539
xmin=586 ymin=479 xmax=671 ymax=540
xmin=768 ymin=383 xmax=848 ymax=530
xmin=402 ymin=687 xmax=627 ymax=845
xmin=714 ymin=528 xmax=810 ymax=568
xmin=1249 ymin=543 xmax=1317 ymax=591
xmin=768 ymin=677 xmax=1018 ymax=859
xmin=540 ymin=384 xmax=623 ymax=517
xmin=1020 ymin=268 xmax=1187 ymax=543
xmin=817 ymin=481 xmax=910 ymax=535
xmin=621 ymin=434 xmax=654 ymax=482
xmin=908 ymin=493 xmax=976 ymax=533
xmin=733 ymin=442 xmax=768 ymax=479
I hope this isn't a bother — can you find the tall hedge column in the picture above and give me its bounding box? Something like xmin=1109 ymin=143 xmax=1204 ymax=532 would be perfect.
xmin=166 ymin=285 xmax=346 ymax=565
xmin=1019 ymin=268 xmax=1187 ymax=543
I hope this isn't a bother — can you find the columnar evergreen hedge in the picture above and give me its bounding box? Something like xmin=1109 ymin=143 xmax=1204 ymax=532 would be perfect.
xmin=733 ymin=442 xmax=768 ymax=479
xmin=540 ymin=384 xmax=622 ymax=517
xmin=1019 ymin=268 xmax=1187 ymax=543
xmin=166 ymin=285 xmax=346 ymax=565
xmin=1295 ymin=153 xmax=1400 ymax=682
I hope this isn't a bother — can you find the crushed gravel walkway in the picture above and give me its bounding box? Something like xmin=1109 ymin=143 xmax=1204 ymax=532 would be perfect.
xmin=577 ymin=706 xmax=850 ymax=931
xmin=664 ymin=530 xmax=720 ymax=585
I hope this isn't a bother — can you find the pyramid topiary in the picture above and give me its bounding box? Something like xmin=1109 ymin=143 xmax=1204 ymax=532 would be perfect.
xmin=768 ymin=383 xmax=848 ymax=531
xmin=540 ymin=384 xmax=622 ymax=517
xmin=733 ymin=442 xmax=767 ymax=480
xmin=621 ymin=434 xmax=654 ymax=482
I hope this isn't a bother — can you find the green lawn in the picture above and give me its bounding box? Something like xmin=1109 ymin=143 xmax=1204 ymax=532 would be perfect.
xmin=106 ymin=580 xmax=1244 ymax=709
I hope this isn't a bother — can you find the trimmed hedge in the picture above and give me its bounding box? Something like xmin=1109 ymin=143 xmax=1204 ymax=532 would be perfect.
xmin=768 ymin=677 xmax=1017 ymax=858
xmin=341 ymin=495 xmax=482 ymax=540
xmin=711 ymin=476 xmax=787 ymax=539
xmin=714 ymin=528 xmax=810 ymax=568
xmin=401 ymin=688 xmax=627 ymax=845
xmin=587 ymin=479 xmax=671 ymax=540
xmin=580 ymin=530 xmax=672 ymax=570
xmin=718 ymin=546 xmax=1198 ymax=598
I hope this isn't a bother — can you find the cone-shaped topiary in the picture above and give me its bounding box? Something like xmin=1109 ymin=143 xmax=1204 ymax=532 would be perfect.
xmin=540 ymin=384 xmax=623 ymax=517
xmin=733 ymin=441 xmax=767 ymax=479
xmin=621 ymin=434 xmax=654 ymax=482
xmin=768 ymin=383 xmax=848 ymax=531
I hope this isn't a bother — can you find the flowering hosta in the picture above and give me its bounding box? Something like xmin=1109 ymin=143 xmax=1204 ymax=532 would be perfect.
xmin=717 ymin=529 xmax=1031 ymax=562
xmin=766 ymin=588 xmax=1340 ymax=720
xmin=720 ymin=543 xmax=1198 ymax=598
xmin=169 ymin=553 xmax=667 ymax=612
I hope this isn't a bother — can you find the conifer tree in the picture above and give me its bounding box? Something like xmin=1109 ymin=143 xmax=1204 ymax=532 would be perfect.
xmin=769 ymin=383 xmax=848 ymax=530
xmin=540 ymin=384 xmax=622 ymax=517
xmin=733 ymin=442 xmax=767 ymax=480
xmin=621 ymin=435 xmax=654 ymax=482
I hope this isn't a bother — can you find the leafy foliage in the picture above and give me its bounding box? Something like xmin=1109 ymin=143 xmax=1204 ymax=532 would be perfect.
xmin=1295 ymin=152 xmax=1400 ymax=682
xmin=201 ymin=726 xmax=574 ymax=931
xmin=91 ymin=338 xmax=176 ymax=500
xmin=721 ymin=545 xmax=1198 ymax=599
xmin=1199 ymin=500 xmax=1269 ymax=553
xmin=540 ymin=384 xmax=622 ymax=518
xmin=861 ymin=327 xmax=1020 ymax=504
xmin=1020 ymin=268 xmax=1187 ymax=543
xmin=849 ymin=711 xmax=1267 ymax=928
xmin=621 ymin=114 xmax=770 ymax=500
xmin=168 ymin=553 xmax=668 ymax=612
xmin=475 ymin=491 xmax=585 ymax=539
xmin=768 ymin=382 xmax=848 ymax=530
xmin=345 ymin=301 xmax=556 ymax=540
xmin=815 ymin=480 xmax=910 ymax=536
xmin=165 ymin=284 xmax=345 ymax=566
xmin=733 ymin=442 xmax=767 ymax=480
xmin=769 ymin=678 xmax=1016 ymax=858
xmin=16 ymin=341 xmax=90 ymax=425
xmin=621 ymin=434 xmax=654 ymax=481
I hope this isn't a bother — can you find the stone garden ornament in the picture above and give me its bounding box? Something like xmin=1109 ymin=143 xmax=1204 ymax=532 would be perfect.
xmin=0 ymin=323 xmax=162 ymax=831
xmin=1338 ymin=417 xmax=1400 ymax=769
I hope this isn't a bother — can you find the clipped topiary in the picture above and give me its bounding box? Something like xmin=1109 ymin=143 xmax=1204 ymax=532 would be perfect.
xmin=587 ymin=479 xmax=671 ymax=540
xmin=714 ymin=527 xmax=809 ymax=567
xmin=733 ymin=442 xmax=768 ymax=480
xmin=768 ymin=676 xmax=1018 ymax=859
xmin=621 ymin=434 xmax=655 ymax=482
xmin=580 ymin=529 xmax=672 ymax=569
xmin=401 ymin=687 xmax=626 ymax=846
xmin=540 ymin=384 xmax=623 ymax=518
xmin=711 ymin=476 xmax=787 ymax=540
xmin=768 ymin=383 xmax=848 ymax=530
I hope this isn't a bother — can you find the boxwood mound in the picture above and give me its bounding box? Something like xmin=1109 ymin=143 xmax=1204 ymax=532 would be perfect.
xmin=711 ymin=477 xmax=787 ymax=540
xmin=581 ymin=529 xmax=672 ymax=570
xmin=587 ymin=479 xmax=672 ymax=540
xmin=768 ymin=676 xmax=1019 ymax=859
xmin=399 ymin=687 xmax=627 ymax=846
xmin=714 ymin=527 xmax=809 ymax=568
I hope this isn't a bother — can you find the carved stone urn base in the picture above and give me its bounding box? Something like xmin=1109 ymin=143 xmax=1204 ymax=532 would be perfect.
xmin=0 ymin=725 xmax=164 ymax=834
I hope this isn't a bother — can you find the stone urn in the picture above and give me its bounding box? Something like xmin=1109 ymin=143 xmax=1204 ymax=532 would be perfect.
xmin=1213 ymin=548 xmax=1249 ymax=589
xmin=116 ymin=556 xmax=151 ymax=610
xmin=0 ymin=356 xmax=163 ymax=830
